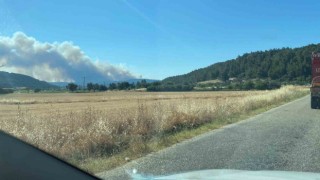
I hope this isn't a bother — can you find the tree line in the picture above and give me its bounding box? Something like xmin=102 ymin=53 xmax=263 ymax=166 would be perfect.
xmin=0 ymin=88 xmax=14 ymax=94
xmin=65 ymin=80 xmax=151 ymax=92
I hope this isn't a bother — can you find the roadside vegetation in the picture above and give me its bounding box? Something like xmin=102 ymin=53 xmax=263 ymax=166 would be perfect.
xmin=0 ymin=86 xmax=309 ymax=173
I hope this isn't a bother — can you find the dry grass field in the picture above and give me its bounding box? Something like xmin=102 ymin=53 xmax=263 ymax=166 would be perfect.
xmin=0 ymin=86 xmax=309 ymax=172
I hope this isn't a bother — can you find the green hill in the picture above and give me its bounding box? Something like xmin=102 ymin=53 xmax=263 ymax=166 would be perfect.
xmin=0 ymin=71 xmax=57 ymax=90
xmin=163 ymin=44 xmax=319 ymax=86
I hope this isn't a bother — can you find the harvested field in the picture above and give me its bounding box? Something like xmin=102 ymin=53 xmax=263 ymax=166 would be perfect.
xmin=0 ymin=86 xmax=309 ymax=172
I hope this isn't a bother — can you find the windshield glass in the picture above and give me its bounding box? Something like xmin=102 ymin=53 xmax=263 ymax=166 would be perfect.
xmin=0 ymin=0 xmax=318 ymax=179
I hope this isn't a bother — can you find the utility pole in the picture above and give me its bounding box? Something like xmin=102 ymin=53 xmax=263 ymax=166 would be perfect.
xmin=83 ymin=76 xmax=86 ymax=90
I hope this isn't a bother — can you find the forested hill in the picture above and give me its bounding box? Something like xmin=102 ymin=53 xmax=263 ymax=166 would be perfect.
xmin=163 ymin=44 xmax=320 ymax=85
xmin=0 ymin=71 xmax=57 ymax=89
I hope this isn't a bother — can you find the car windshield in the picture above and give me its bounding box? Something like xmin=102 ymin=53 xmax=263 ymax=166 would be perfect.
xmin=0 ymin=0 xmax=319 ymax=179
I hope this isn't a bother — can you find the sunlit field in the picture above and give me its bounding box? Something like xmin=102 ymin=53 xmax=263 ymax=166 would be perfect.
xmin=0 ymin=86 xmax=309 ymax=173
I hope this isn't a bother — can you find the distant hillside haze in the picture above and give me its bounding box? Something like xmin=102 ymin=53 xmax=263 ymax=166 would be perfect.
xmin=0 ymin=71 xmax=57 ymax=89
xmin=124 ymin=79 xmax=159 ymax=84
xmin=163 ymin=44 xmax=320 ymax=85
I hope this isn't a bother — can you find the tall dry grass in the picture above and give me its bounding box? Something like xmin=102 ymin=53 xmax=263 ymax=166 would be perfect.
xmin=0 ymin=86 xmax=309 ymax=170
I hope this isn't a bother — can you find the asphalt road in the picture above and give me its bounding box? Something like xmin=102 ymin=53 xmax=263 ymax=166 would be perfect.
xmin=98 ymin=95 xmax=320 ymax=179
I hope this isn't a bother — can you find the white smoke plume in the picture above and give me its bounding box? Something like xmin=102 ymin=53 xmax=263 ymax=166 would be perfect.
xmin=0 ymin=32 xmax=136 ymax=82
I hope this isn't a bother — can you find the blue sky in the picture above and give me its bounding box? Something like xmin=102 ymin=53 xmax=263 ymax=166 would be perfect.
xmin=1 ymin=0 xmax=320 ymax=80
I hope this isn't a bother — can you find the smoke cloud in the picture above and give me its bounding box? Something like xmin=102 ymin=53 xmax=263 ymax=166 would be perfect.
xmin=0 ymin=32 xmax=136 ymax=82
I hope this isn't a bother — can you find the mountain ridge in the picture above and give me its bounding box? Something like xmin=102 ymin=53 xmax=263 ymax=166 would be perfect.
xmin=0 ymin=71 xmax=57 ymax=90
xmin=162 ymin=44 xmax=319 ymax=85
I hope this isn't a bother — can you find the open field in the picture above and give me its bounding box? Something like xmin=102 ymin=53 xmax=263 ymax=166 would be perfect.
xmin=0 ymin=86 xmax=309 ymax=173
